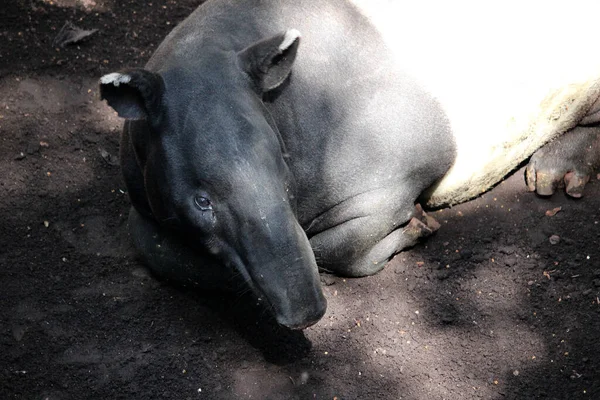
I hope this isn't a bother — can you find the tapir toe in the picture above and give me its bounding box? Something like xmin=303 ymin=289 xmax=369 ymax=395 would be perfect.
xmin=525 ymin=126 xmax=600 ymax=198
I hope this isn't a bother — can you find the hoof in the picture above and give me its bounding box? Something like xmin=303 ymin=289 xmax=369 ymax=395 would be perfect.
xmin=564 ymin=171 xmax=590 ymax=198
xmin=525 ymin=126 xmax=600 ymax=198
xmin=404 ymin=204 xmax=441 ymax=238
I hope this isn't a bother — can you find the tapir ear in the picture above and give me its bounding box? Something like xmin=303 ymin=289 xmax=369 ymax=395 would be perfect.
xmin=99 ymin=69 xmax=164 ymax=120
xmin=238 ymin=29 xmax=301 ymax=92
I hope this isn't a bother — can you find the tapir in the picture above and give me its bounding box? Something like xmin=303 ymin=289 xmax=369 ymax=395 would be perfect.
xmin=100 ymin=0 xmax=600 ymax=329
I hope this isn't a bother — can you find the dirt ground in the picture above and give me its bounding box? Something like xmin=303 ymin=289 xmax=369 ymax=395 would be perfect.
xmin=2 ymin=1 xmax=600 ymax=399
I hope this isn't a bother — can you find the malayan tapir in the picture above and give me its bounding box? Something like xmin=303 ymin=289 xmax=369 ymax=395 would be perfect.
xmin=100 ymin=0 xmax=600 ymax=329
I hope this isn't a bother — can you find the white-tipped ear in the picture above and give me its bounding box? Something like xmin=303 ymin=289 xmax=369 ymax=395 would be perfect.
xmin=99 ymin=69 xmax=165 ymax=120
xmin=238 ymin=29 xmax=301 ymax=92
xmin=279 ymin=29 xmax=301 ymax=52
xmin=100 ymin=72 xmax=132 ymax=87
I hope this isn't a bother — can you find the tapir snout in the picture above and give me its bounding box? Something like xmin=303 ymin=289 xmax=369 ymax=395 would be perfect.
xmin=222 ymin=195 xmax=327 ymax=330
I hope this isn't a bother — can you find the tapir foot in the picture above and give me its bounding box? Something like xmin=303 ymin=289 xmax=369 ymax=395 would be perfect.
xmin=403 ymin=203 xmax=441 ymax=239
xmin=525 ymin=126 xmax=600 ymax=197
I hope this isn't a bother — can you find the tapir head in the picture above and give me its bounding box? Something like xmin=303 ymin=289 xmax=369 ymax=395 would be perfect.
xmin=100 ymin=30 xmax=326 ymax=329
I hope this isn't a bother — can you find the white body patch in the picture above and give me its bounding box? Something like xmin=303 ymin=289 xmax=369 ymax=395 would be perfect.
xmin=100 ymin=72 xmax=132 ymax=87
xmin=279 ymin=29 xmax=301 ymax=51
xmin=350 ymin=0 xmax=600 ymax=206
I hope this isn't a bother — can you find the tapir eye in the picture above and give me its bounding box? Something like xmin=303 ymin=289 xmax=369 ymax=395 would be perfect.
xmin=194 ymin=195 xmax=212 ymax=211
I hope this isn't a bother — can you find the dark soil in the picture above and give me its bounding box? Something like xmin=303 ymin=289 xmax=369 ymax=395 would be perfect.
xmin=2 ymin=1 xmax=600 ymax=399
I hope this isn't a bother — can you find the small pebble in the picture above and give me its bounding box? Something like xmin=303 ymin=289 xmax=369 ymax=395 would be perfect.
xmin=549 ymin=235 xmax=560 ymax=245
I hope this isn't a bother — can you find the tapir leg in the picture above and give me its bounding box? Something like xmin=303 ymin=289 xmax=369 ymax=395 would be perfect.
xmin=309 ymin=198 xmax=440 ymax=277
xmin=525 ymin=126 xmax=600 ymax=197
xmin=128 ymin=207 xmax=239 ymax=291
